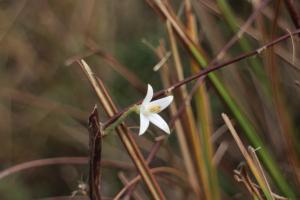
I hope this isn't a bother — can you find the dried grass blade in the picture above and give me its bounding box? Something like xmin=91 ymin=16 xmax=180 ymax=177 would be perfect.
xmin=166 ymin=20 xmax=209 ymax=198
xmin=222 ymin=113 xmax=273 ymax=200
xmin=146 ymin=0 xmax=296 ymax=197
xmin=155 ymin=40 xmax=201 ymax=198
xmin=234 ymin=166 xmax=264 ymax=200
xmin=78 ymin=59 xmax=166 ymax=200
xmin=248 ymin=146 xmax=274 ymax=200
xmin=184 ymin=1 xmax=220 ymax=199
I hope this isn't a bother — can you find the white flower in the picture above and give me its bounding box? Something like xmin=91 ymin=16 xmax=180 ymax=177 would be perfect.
xmin=138 ymin=84 xmax=174 ymax=135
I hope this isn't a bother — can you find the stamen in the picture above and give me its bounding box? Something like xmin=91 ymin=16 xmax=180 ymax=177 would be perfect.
xmin=148 ymin=105 xmax=161 ymax=113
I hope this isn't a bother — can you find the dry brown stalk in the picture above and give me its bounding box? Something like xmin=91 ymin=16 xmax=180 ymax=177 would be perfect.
xmin=234 ymin=165 xmax=287 ymax=200
xmin=185 ymin=0 xmax=220 ymax=199
xmin=234 ymin=166 xmax=264 ymax=200
xmin=248 ymin=146 xmax=274 ymax=199
xmin=222 ymin=113 xmax=273 ymax=200
xmin=266 ymin=0 xmax=300 ymax=187
xmin=155 ymin=40 xmax=201 ymax=198
xmin=88 ymin=106 xmax=102 ymax=200
xmin=77 ymin=60 xmax=166 ymax=200
xmin=166 ymin=19 xmax=207 ymax=198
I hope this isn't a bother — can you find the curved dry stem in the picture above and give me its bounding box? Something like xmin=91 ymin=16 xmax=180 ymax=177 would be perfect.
xmin=0 ymin=157 xmax=134 ymax=180
xmin=113 ymin=167 xmax=187 ymax=200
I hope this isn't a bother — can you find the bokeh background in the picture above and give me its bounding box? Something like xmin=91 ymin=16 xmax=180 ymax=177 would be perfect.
xmin=0 ymin=0 xmax=300 ymax=199
xmin=0 ymin=1 xmax=166 ymax=199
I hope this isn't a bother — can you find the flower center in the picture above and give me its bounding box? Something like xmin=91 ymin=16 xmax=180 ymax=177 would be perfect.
xmin=148 ymin=104 xmax=161 ymax=113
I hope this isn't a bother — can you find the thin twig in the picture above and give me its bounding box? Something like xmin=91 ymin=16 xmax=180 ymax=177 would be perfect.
xmin=103 ymin=29 xmax=300 ymax=128
xmin=213 ymin=0 xmax=271 ymax=63
xmin=195 ymin=0 xmax=300 ymax=71
xmin=123 ymin=136 xmax=166 ymax=199
xmin=222 ymin=113 xmax=273 ymax=200
xmin=113 ymin=167 xmax=186 ymax=200
xmin=118 ymin=172 xmax=144 ymax=200
xmin=0 ymin=157 xmax=134 ymax=180
xmin=234 ymin=165 xmax=264 ymax=199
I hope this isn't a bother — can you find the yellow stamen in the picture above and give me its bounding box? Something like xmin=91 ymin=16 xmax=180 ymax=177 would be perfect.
xmin=148 ymin=105 xmax=161 ymax=113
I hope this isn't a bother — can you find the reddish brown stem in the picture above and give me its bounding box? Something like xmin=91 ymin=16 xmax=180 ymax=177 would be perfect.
xmin=124 ymin=136 xmax=166 ymax=199
xmin=103 ymin=29 xmax=300 ymax=129
xmin=284 ymin=0 xmax=300 ymax=36
xmin=0 ymin=157 xmax=134 ymax=180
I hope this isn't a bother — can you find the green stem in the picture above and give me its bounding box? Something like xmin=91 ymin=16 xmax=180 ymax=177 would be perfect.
xmin=104 ymin=105 xmax=139 ymax=135
xmin=189 ymin=44 xmax=295 ymax=199
xmin=217 ymin=0 xmax=269 ymax=90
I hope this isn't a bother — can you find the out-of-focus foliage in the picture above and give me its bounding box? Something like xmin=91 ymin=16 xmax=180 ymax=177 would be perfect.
xmin=0 ymin=1 xmax=160 ymax=198
xmin=0 ymin=0 xmax=300 ymax=199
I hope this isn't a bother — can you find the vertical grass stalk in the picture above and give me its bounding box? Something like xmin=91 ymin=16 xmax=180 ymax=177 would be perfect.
xmin=149 ymin=0 xmax=295 ymax=197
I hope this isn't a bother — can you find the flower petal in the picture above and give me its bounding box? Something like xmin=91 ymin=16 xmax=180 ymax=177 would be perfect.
xmin=147 ymin=96 xmax=173 ymax=113
xmin=148 ymin=113 xmax=170 ymax=134
xmin=139 ymin=113 xmax=150 ymax=135
xmin=142 ymin=84 xmax=153 ymax=105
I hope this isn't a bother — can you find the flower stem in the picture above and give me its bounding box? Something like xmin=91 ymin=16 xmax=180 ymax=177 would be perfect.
xmin=104 ymin=105 xmax=139 ymax=135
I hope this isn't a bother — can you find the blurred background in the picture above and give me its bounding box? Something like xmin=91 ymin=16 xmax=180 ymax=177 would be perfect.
xmin=0 ymin=0 xmax=300 ymax=199
xmin=0 ymin=1 xmax=169 ymax=199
